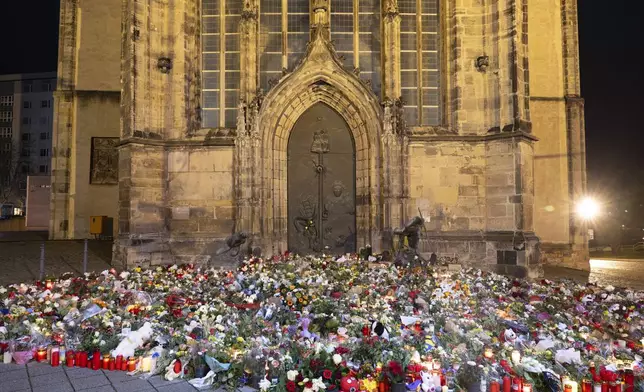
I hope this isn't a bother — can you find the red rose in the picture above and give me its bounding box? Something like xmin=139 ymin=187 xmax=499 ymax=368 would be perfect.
xmin=286 ymin=381 xmax=297 ymax=392
xmin=387 ymin=361 xmax=403 ymax=377
xmin=305 ymin=381 xmax=313 ymax=389
xmin=335 ymin=347 xmax=350 ymax=355
xmin=323 ymin=369 xmax=333 ymax=379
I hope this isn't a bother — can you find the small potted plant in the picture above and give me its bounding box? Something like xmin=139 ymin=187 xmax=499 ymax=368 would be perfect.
xmin=384 ymin=361 xmax=407 ymax=392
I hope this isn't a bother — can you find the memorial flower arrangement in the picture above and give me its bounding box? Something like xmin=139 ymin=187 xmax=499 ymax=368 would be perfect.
xmin=0 ymin=254 xmax=642 ymax=392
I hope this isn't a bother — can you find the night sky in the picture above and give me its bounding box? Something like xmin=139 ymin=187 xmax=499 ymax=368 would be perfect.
xmin=2 ymin=0 xmax=643 ymax=217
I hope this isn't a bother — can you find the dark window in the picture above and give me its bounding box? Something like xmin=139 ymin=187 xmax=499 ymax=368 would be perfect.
xmin=39 ymin=117 xmax=47 ymax=125
xmin=40 ymin=132 xmax=49 ymax=140
xmin=40 ymin=148 xmax=49 ymax=157
xmin=39 ymin=165 xmax=48 ymax=173
xmin=23 ymin=84 xmax=32 ymax=93
xmin=22 ymin=133 xmax=30 ymax=141
xmin=21 ymin=165 xmax=29 ymax=173
xmin=23 ymin=101 xmax=31 ymax=109
xmin=42 ymin=82 xmax=51 ymax=92
xmin=41 ymin=100 xmax=51 ymax=108
xmin=21 ymin=148 xmax=29 ymax=157
xmin=22 ymin=117 xmax=30 ymax=125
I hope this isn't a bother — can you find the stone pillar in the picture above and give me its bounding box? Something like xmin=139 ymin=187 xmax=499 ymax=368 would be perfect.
xmin=562 ymin=0 xmax=589 ymax=269
xmin=381 ymin=0 xmax=401 ymax=103
xmin=116 ymin=0 xmax=201 ymax=267
xmin=50 ymin=0 xmax=78 ymax=239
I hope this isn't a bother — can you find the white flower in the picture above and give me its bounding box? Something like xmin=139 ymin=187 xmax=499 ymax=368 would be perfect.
xmin=100 ymin=340 xmax=106 ymax=346
xmin=0 ymin=287 xmax=6 ymax=294
xmin=311 ymin=377 xmax=326 ymax=391
xmin=333 ymin=354 xmax=342 ymax=365
xmin=258 ymin=377 xmax=272 ymax=391
xmin=287 ymin=370 xmax=299 ymax=381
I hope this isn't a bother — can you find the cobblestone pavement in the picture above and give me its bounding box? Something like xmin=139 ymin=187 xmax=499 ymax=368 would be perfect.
xmin=0 ymin=361 xmax=210 ymax=392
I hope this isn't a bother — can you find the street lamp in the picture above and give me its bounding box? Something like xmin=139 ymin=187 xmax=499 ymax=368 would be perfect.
xmin=576 ymin=197 xmax=600 ymax=221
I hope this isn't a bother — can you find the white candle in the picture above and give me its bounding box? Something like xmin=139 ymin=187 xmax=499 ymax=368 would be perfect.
xmin=441 ymin=387 xmax=448 ymax=392
xmin=511 ymin=350 xmax=521 ymax=365
xmin=139 ymin=356 xmax=152 ymax=372
xmin=593 ymin=384 xmax=601 ymax=392
xmin=3 ymin=351 xmax=11 ymax=364
xmin=568 ymin=381 xmax=578 ymax=392
xmin=433 ymin=373 xmax=441 ymax=388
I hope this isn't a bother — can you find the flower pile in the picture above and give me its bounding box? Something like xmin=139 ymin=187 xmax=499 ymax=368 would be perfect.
xmin=0 ymin=255 xmax=643 ymax=392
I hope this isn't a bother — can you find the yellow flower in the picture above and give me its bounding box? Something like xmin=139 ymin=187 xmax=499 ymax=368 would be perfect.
xmin=236 ymin=337 xmax=245 ymax=343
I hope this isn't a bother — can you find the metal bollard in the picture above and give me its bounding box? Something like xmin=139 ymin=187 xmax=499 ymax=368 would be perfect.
xmin=83 ymin=238 xmax=88 ymax=274
xmin=39 ymin=242 xmax=45 ymax=280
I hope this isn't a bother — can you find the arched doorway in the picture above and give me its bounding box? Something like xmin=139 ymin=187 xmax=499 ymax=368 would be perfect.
xmin=287 ymin=103 xmax=356 ymax=255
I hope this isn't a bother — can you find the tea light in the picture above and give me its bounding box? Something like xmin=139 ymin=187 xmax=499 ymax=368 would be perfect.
xmin=36 ymin=348 xmax=47 ymax=362
xmin=127 ymin=357 xmax=137 ymax=372
xmin=511 ymin=350 xmax=521 ymax=365
xmin=484 ymin=348 xmax=494 ymax=359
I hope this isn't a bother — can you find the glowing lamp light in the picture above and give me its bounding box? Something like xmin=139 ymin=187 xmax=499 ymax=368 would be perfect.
xmin=576 ymin=197 xmax=600 ymax=220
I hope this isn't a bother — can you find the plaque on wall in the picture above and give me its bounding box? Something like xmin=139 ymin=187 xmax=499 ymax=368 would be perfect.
xmin=90 ymin=137 xmax=119 ymax=184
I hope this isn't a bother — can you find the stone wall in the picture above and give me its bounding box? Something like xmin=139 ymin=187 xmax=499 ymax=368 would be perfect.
xmin=51 ymin=0 xmax=121 ymax=240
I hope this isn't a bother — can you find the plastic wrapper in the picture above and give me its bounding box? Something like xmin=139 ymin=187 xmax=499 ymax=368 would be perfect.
xmin=188 ymin=370 xmax=216 ymax=389
xmin=81 ymin=303 xmax=106 ymax=321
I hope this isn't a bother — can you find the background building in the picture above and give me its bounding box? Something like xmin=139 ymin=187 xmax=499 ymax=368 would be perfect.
xmin=0 ymin=72 xmax=56 ymax=215
xmin=52 ymin=0 xmax=588 ymax=274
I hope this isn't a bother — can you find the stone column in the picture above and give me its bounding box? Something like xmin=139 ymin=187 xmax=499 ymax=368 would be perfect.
xmin=116 ymin=0 xmax=201 ymax=267
xmin=381 ymin=0 xmax=401 ymax=103
xmin=562 ymin=0 xmax=589 ymax=269
xmin=50 ymin=0 xmax=78 ymax=239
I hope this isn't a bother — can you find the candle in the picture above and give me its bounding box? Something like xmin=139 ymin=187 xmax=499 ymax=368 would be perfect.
xmin=59 ymin=347 xmax=66 ymax=363
xmin=523 ymin=384 xmax=532 ymax=392
xmin=594 ymin=384 xmax=602 ymax=392
xmin=602 ymin=382 xmax=608 ymax=392
xmin=441 ymin=387 xmax=448 ymax=392
xmin=173 ymin=359 xmax=182 ymax=374
xmin=582 ymin=380 xmax=593 ymax=392
xmin=121 ymin=358 xmax=128 ymax=371
xmin=484 ymin=348 xmax=494 ymax=359
xmin=490 ymin=381 xmax=500 ymax=392
xmin=115 ymin=355 xmax=123 ymax=370
xmin=511 ymin=377 xmax=522 ymax=392
xmin=568 ymin=381 xmax=579 ymax=392
xmin=624 ymin=371 xmax=634 ymax=392
xmin=481 ymin=379 xmax=487 ymax=392
xmin=51 ymin=350 xmax=60 ymax=367
xmin=3 ymin=351 xmax=12 ymax=364
xmin=92 ymin=350 xmax=101 ymax=370
xmin=36 ymin=348 xmax=47 ymax=362
xmin=503 ymin=376 xmax=511 ymax=392
xmin=77 ymin=351 xmax=88 ymax=367
xmin=432 ymin=372 xmax=441 ymax=389
xmin=109 ymin=360 xmax=116 ymax=371
xmin=511 ymin=350 xmax=521 ymax=365
xmin=47 ymin=346 xmax=53 ymax=361
xmin=45 ymin=280 xmax=54 ymax=290
xmin=102 ymin=355 xmax=111 ymax=370
xmin=127 ymin=357 xmax=137 ymax=372
xmin=139 ymin=356 xmax=152 ymax=372
xmin=66 ymin=351 xmax=75 ymax=367
xmin=610 ymin=383 xmax=622 ymax=392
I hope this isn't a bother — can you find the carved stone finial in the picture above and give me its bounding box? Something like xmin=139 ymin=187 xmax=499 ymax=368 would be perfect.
xmin=312 ymin=0 xmax=330 ymax=27
xmin=384 ymin=0 xmax=399 ymax=18
xmin=241 ymin=0 xmax=258 ymax=20
xmin=236 ymin=100 xmax=247 ymax=137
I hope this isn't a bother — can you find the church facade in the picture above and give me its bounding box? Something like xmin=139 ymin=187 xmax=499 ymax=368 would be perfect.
xmin=50 ymin=0 xmax=588 ymax=275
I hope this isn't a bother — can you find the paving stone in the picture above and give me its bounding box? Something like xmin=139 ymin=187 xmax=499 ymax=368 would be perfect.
xmin=0 ymin=378 xmax=31 ymax=392
xmin=65 ymin=367 xmax=103 ymax=379
xmin=105 ymin=370 xmax=138 ymax=383
xmin=80 ymin=386 xmax=117 ymax=392
xmin=27 ymin=361 xmax=65 ymax=376
xmin=32 ymin=382 xmax=74 ymax=392
xmin=0 ymin=363 xmax=25 ymax=373
xmin=31 ymin=371 xmax=70 ymax=387
xmin=1 ymin=368 xmax=28 ymax=381
xmin=148 ymin=375 xmax=184 ymax=387
xmin=70 ymin=374 xmax=111 ymax=390
xmin=156 ymin=382 xmax=197 ymax=392
xmin=111 ymin=379 xmax=154 ymax=392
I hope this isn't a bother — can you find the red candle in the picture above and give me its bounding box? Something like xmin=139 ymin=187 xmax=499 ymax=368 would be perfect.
xmin=51 ymin=350 xmax=60 ymax=367
xmin=77 ymin=352 xmax=88 ymax=367
xmin=624 ymin=371 xmax=634 ymax=392
xmin=490 ymin=381 xmax=500 ymax=392
xmin=127 ymin=357 xmax=137 ymax=372
xmin=109 ymin=360 xmax=116 ymax=371
xmin=66 ymin=351 xmax=75 ymax=367
xmin=115 ymin=355 xmax=123 ymax=370
xmin=611 ymin=383 xmax=622 ymax=392
xmin=92 ymin=350 xmax=101 ymax=370
xmin=503 ymin=376 xmax=512 ymax=392
xmin=512 ymin=377 xmax=522 ymax=392
xmin=582 ymin=380 xmax=592 ymax=392
xmin=121 ymin=358 xmax=128 ymax=371
xmin=36 ymin=348 xmax=47 ymax=362
xmin=173 ymin=359 xmax=182 ymax=374
xmin=102 ymin=355 xmax=110 ymax=370
xmin=602 ymin=382 xmax=609 ymax=392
